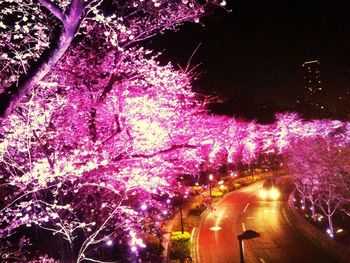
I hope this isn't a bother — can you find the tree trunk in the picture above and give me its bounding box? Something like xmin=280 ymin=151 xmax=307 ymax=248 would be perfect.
xmin=301 ymin=194 xmax=306 ymax=210
xmin=311 ymin=203 xmax=316 ymax=220
xmin=0 ymin=0 xmax=84 ymax=117
xmin=327 ymin=215 xmax=334 ymax=237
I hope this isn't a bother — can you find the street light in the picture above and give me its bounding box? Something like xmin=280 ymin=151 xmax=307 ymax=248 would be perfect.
xmin=209 ymin=174 xmax=213 ymax=197
xmin=237 ymin=230 xmax=260 ymax=263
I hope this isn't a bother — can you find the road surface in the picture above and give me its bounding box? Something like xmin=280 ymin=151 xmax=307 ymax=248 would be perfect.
xmin=193 ymin=182 xmax=339 ymax=263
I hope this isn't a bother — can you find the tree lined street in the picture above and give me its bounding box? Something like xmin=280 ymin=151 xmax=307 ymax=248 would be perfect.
xmin=1 ymin=1 xmax=350 ymax=262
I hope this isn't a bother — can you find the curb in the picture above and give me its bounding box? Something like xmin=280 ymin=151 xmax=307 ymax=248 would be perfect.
xmin=285 ymin=192 xmax=350 ymax=263
xmin=190 ymin=208 xmax=208 ymax=263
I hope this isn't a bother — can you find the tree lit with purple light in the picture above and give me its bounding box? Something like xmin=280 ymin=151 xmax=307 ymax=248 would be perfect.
xmin=285 ymin=135 xmax=350 ymax=237
xmin=1 ymin=0 xmax=350 ymax=262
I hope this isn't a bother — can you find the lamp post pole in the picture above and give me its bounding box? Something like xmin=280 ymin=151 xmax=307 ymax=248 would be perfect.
xmin=179 ymin=204 xmax=184 ymax=234
xmin=238 ymin=237 xmax=244 ymax=263
xmin=237 ymin=230 xmax=260 ymax=263
xmin=209 ymin=174 xmax=213 ymax=197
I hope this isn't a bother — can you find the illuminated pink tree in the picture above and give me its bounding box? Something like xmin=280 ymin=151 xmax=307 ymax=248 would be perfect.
xmin=285 ymin=136 xmax=350 ymax=237
xmin=0 ymin=0 xmax=227 ymax=117
xmin=1 ymin=10 xmax=350 ymax=258
xmin=285 ymin=137 xmax=324 ymax=218
xmin=0 ymin=2 xmax=228 ymax=259
xmin=180 ymin=115 xmax=260 ymax=177
xmin=272 ymin=112 xmax=350 ymax=153
xmin=0 ymin=42 xmax=211 ymax=261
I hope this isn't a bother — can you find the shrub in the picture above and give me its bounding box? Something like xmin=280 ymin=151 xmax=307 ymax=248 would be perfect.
xmin=235 ymin=177 xmax=253 ymax=186
xmin=218 ymin=185 xmax=228 ymax=194
xmin=223 ymin=176 xmax=235 ymax=185
xmin=189 ymin=202 xmax=206 ymax=216
xmin=260 ymin=172 xmax=274 ymax=179
xmin=211 ymin=190 xmax=224 ymax=198
xmin=169 ymin=231 xmax=190 ymax=261
xmin=253 ymin=175 xmax=261 ymax=181
xmin=170 ymin=231 xmax=191 ymax=241
xmin=190 ymin=185 xmax=203 ymax=195
xmin=227 ymin=182 xmax=240 ymax=192
xmin=233 ymin=183 xmax=241 ymax=190
xmin=192 ymin=185 xmax=202 ymax=191
xmin=139 ymin=234 xmax=163 ymax=261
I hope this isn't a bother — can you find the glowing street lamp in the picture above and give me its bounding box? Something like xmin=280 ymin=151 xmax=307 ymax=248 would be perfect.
xmin=237 ymin=230 xmax=260 ymax=263
xmin=209 ymin=174 xmax=213 ymax=197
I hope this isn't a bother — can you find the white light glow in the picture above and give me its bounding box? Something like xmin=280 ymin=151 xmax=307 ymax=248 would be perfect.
xmin=209 ymin=226 xmax=222 ymax=231
xmin=269 ymin=188 xmax=280 ymax=200
xmin=259 ymin=190 xmax=268 ymax=199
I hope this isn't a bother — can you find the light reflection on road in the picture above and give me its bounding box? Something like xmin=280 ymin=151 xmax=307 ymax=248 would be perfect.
xmin=196 ymin=182 xmax=339 ymax=263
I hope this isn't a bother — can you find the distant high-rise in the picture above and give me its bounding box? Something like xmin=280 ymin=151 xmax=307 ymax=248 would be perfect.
xmin=297 ymin=60 xmax=325 ymax=116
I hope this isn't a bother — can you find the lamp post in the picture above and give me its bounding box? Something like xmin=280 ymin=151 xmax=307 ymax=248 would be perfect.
xmin=209 ymin=174 xmax=213 ymax=197
xmin=237 ymin=230 xmax=260 ymax=263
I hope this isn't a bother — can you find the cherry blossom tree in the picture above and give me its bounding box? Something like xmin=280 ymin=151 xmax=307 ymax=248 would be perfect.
xmin=0 ymin=2 xmax=229 ymax=258
xmin=1 ymin=4 xmax=350 ymax=259
xmin=285 ymin=136 xmax=350 ymax=236
xmin=273 ymin=113 xmax=350 ymax=152
xmin=2 ymin=63 xmax=350 ymax=261
xmin=285 ymin=137 xmax=324 ymax=218
xmin=0 ymin=0 xmax=227 ymax=117
xmin=0 ymin=39 xmax=213 ymax=261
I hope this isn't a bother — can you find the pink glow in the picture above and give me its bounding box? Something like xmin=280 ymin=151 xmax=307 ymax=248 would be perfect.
xmin=0 ymin=2 xmax=349 ymax=261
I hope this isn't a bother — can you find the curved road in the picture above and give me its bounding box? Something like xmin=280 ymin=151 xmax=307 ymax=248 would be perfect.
xmin=193 ymin=182 xmax=339 ymax=263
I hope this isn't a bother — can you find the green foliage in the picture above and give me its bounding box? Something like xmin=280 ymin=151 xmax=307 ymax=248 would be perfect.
xmin=219 ymin=185 xmax=229 ymax=194
xmin=170 ymin=231 xmax=190 ymax=260
xmin=210 ymin=190 xmax=224 ymax=198
xmin=170 ymin=231 xmax=190 ymax=241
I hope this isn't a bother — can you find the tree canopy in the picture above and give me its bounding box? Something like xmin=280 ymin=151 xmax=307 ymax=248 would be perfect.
xmin=1 ymin=1 xmax=350 ymax=262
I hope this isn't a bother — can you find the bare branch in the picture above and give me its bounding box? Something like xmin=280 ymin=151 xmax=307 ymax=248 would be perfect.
xmin=130 ymin=143 xmax=197 ymax=159
xmin=38 ymin=0 xmax=66 ymax=23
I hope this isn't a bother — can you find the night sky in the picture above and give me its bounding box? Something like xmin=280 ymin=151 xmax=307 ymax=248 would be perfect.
xmin=149 ymin=0 xmax=350 ymax=123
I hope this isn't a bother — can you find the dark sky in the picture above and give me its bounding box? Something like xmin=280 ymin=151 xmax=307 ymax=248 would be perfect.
xmin=149 ymin=0 xmax=350 ymax=123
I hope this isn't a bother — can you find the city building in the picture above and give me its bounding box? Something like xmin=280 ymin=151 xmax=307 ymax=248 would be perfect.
xmin=297 ymin=60 xmax=325 ymax=117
